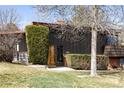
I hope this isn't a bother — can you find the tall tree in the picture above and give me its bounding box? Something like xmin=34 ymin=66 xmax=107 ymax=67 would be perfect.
xmin=34 ymin=5 xmax=124 ymax=75
xmin=90 ymin=5 xmax=98 ymax=76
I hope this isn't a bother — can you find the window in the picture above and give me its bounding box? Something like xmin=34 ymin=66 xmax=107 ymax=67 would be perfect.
xmin=13 ymin=52 xmax=28 ymax=62
xmin=19 ymin=52 xmax=28 ymax=62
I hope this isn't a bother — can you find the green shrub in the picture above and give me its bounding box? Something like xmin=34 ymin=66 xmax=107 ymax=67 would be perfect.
xmin=25 ymin=25 xmax=49 ymax=64
xmin=65 ymin=54 xmax=109 ymax=70
xmin=0 ymin=50 xmax=13 ymax=62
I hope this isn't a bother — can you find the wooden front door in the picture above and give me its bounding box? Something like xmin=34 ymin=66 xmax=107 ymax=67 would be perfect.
xmin=56 ymin=45 xmax=64 ymax=66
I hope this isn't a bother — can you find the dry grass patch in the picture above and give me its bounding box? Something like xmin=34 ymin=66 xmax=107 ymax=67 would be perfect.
xmin=0 ymin=62 xmax=124 ymax=88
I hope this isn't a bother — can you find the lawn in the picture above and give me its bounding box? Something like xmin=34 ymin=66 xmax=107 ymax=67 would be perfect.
xmin=0 ymin=62 xmax=124 ymax=88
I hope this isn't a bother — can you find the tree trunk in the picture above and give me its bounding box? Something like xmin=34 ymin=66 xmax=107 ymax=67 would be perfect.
xmin=91 ymin=28 xmax=97 ymax=76
xmin=91 ymin=5 xmax=98 ymax=76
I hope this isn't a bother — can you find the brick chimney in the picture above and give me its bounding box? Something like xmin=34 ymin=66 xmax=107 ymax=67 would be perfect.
xmin=56 ymin=20 xmax=65 ymax=25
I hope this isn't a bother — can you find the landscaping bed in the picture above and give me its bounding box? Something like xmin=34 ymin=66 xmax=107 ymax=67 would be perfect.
xmin=65 ymin=54 xmax=109 ymax=70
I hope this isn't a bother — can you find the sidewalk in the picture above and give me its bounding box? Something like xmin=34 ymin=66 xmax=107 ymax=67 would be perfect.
xmin=28 ymin=65 xmax=75 ymax=71
xmin=46 ymin=67 xmax=75 ymax=71
xmin=27 ymin=65 xmax=123 ymax=72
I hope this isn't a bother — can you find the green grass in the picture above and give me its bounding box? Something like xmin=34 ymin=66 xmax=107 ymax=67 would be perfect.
xmin=0 ymin=62 xmax=124 ymax=88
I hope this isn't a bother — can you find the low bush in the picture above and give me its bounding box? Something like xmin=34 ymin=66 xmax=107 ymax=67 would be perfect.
xmin=0 ymin=50 xmax=13 ymax=62
xmin=65 ymin=54 xmax=109 ymax=70
xmin=25 ymin=25 xmax=49 ymax=64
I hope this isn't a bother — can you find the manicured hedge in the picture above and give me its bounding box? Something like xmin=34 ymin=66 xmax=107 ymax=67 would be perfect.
xmin=65 ymin=54 xmax=109 ymax=70
xmin=25 ymin=25 xmax=49 ymax=64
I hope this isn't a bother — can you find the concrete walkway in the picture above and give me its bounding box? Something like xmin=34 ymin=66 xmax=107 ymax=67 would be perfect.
xmin=27 ymin=65 xmax=123 ymax=72
xmin=27 ymin=65 xmax=75 ymax=71
xmin=46 ymin=67 xmax=75 ymax=71
xmin=28 ymin=65 xmax=47 ymax=68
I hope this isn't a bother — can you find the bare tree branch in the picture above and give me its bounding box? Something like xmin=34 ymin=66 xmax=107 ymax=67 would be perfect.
xmin=0 ymin=8 xmax=21 ymax=62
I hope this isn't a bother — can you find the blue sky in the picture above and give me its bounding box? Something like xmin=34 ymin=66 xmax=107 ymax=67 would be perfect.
xmin=0 ymin=5 xmax=55 ymax=30
xmin=0 ymin=5 xmax=123 ymax=30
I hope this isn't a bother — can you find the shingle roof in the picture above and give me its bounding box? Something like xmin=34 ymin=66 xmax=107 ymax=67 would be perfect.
xmin=104 ymin=45 xmax=124 ymax=57
xmin=32 ymin=22 xmax=59 ymax=28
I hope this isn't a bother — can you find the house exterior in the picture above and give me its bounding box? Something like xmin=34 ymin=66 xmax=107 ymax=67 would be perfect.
xmin=104 ymin=46 xmax=124 ymax=69
xmin=13 ymin=31 xmax=28 ymax=63
xmin=32 ymin=21 xmax=124 ymax=69
xmin=1 ymin=21 xmax=124 ymax=69
xmin=0 ymin=31 xmax=28 ymax=63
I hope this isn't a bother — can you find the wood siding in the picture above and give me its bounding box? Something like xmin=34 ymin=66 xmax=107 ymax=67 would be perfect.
xmin=18 ymin=34 xmax=27 ymax=52
xmin=32 ymin=22 xmax=122 ymax=68
xmin=49 ymin=29 xmax=107 ymax=55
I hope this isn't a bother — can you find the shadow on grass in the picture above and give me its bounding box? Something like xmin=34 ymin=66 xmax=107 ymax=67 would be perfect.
xmin=74 ymin=70 xmax=123 ymax=76
xmin=97 ymin=70 xmax=122 ymax=76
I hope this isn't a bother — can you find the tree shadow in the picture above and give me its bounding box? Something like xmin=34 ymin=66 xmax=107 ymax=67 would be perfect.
xmin=97 ymin=70 xmax=123 ymax=76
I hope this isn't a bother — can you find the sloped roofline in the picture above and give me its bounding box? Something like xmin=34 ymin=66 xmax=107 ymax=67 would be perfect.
xmin=32 ymin=21 xmax=122 ymax=35
xmin=0 ymin=31 xmax=25 ymax=35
